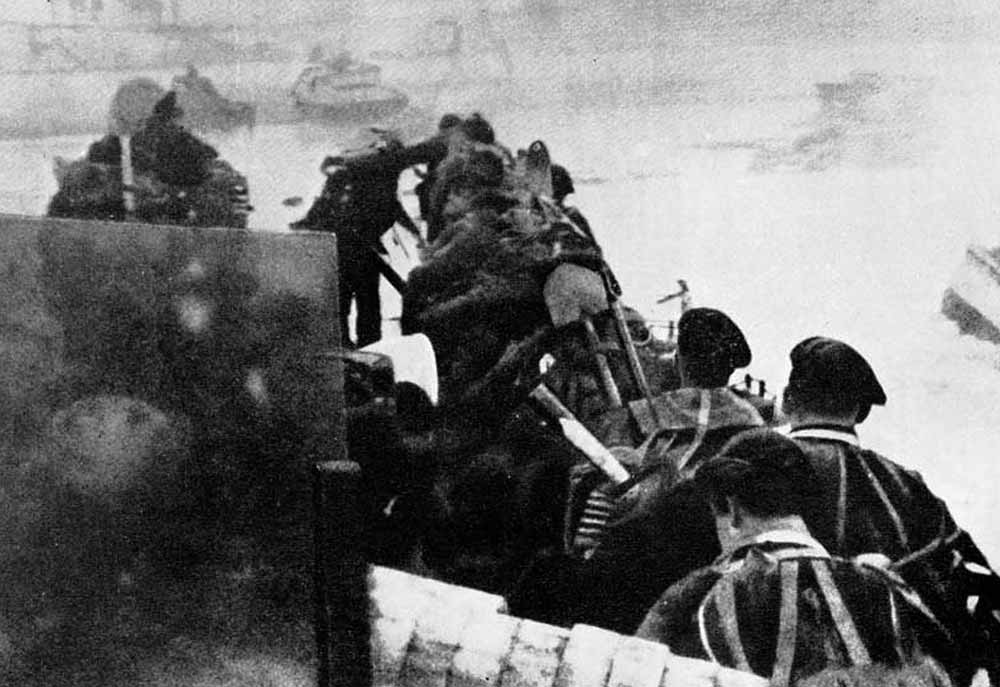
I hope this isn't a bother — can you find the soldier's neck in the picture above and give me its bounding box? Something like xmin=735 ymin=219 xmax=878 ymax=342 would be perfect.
xmin=788 ymin=410 xmax=857 ymax=430
xmin=725 ymin=514 xmax=812 ymax=554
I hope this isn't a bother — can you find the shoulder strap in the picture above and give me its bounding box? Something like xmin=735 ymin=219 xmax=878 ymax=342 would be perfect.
xmin=890 ymin=507 xmax=962 ymax=570
xmin=864 ymin=563 xmax=952 ymax=640
xmin=856 ymin=454 xmax=910 ymax=550
xmin=809 ymin=559 xmax=872 ymax=665
xmin=675 ymin=389 xmax=712 ymax=475
xmin=606 ymin=428 xmax=677 ymax=498
xmin=771 ymin=561 xmax=800 ymax=687
xmin=836 ymin=447 xmax=848 ymax=552
xmin=698 ymin=574 xmax=752 ymax=672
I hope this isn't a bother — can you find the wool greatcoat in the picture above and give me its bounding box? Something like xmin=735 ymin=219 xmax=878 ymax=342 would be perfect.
xmin=788 ymin=425 xmax=1000 ymax=685
xmin=507 ymin=386 xmax=765 ymax=633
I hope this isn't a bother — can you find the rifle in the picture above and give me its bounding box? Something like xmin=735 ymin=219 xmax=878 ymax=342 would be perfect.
xmin=529 ymin=383 xmax=629 ymax=485
xmin=370 ymin=248 xmax=407 ymax=296
xmin=598 ymin=262 xmax=664 ymax=430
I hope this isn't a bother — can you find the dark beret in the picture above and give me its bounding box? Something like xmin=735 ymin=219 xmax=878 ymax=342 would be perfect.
xmin=695 ymin=427 xmax=821 ymax=500
xmin=677 ymin=307 xmax=751 ymax=369
xmin=551 ymin=164 xmax=574 ymax=198
xmin=788 ymin=336 xmax=886 ymax=406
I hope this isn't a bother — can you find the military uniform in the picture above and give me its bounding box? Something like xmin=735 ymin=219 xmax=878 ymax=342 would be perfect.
xmin=781 ymin=336 xmax=1000 ymax=685
xmin=508 ymin=309 xmax=761 ymax=633
xmin=411 ymin=114 xmax=462 ymax=232
xmin=790 ymin=426 xmax=1000 ymax=684
xmin=551 ymin=164 xmax=595 ymax=243
xmin=550 ymin=387 xmax=765 ymax=631
xmin=299 ymin=141 xmax=425 ymax=347
xmin=637 ymin=531 xmax=953 ymax=687
xmin=131 ymin=92 xmax=218 ymax=188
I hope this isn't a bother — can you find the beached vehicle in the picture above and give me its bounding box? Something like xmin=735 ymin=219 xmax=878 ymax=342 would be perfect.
xmin=290 ymin=55 xmax=409 ymax=120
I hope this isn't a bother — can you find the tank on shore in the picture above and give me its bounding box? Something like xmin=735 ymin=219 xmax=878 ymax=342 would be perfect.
xmin=290 ymin=52 xmax=409 ymax=121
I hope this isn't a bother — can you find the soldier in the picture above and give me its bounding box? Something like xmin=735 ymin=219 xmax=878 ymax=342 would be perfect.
xmin=551 ymin=164 xmax=594 ymax=242
xmin=424 ymin=112 xmax=510 ymax=244
xmin=131 ymin=91 xmax=218 ymax=188
xmin=782 ymin=336 xmax=1000 ymax=685
xmin=591 ymin=307 xmax=761 ymax=475
xmin=509 ymin=307 xmax=765 ymax=632
xmin=636 ymin=428 xmax=956 ymax=686
xmin=296 ymin=137 xmax=422 ymax=348
xmin=174 ymin=65 xmax=221 ymax=100
xmin=412 ymin=113 xmax=463 ymax=236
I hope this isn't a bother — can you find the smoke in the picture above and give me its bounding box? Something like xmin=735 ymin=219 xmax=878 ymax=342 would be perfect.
xmin=730 ymin=70 xmax=937 ymax=173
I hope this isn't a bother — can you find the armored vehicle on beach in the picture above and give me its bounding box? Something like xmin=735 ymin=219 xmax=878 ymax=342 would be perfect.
xmin=290 ymin=54 xmax=409 ymax=121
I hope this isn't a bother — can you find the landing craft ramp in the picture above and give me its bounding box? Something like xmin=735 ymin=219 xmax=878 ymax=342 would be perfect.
xmin=0 ymin=214 xmax=344 ymax=684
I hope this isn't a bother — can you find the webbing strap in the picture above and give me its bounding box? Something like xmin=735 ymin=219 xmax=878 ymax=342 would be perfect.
xmin=637 ymin=425 xmax=677 ymax=464
xmin=858 ymin=456 xmax=909 ymax=550
xmin=676 ymin=389 xmax=712 ymax=475
xmin=710 ymin=575 xmax=752 ymax=672
xmin=810 ymin=560 xmax=872 ymax=665
xmin=604 ymin=429 xmax=677 ymax=499
xmin=887 ymin=586 xmax=907 ymax=663
xmin=771 ymin=561 xmax=800 ymax=687
xmin=836 ymin=451 xmax=848 ymax=552
xmin=891 ymin=521 xmax=961 ymax=569
xmin=877 ymin=454 xmax=912 ymax=497
xmin=866 ymin=564 xmax=951 ymax=639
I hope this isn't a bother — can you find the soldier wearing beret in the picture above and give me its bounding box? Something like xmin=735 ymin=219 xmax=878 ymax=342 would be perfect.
xmin=551 ymin=164 xmax=595 ymax=243
xmin=509 ymin=308 xmax=765 ymax=633
xmin=782 ymin=336 xmax=1000 ymax=685
xmin=592 ymin=306 xmax=759 ymax=476
xmin=131 ymin=91 xmax=219 ymax=188
xmin=636 ymin=428 xmax=956 ymax=686
xmin=413 ymin=113 xmax=463 ymax=236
